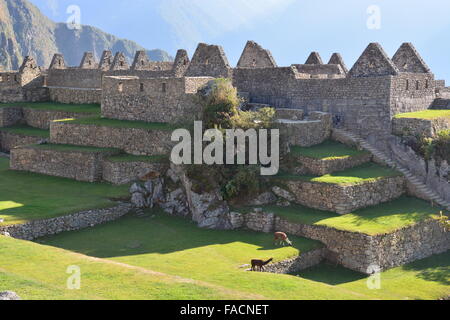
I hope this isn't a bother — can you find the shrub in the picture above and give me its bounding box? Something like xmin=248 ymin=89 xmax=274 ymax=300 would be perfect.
xmin=198 ymin=78 xmax=241 ymax=129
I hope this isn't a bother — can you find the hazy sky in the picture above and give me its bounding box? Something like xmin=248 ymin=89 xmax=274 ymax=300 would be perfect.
xmin=30 ymin=0 xmax=450 ymax=82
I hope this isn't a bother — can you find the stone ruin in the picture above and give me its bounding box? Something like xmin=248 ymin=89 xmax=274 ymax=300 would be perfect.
xmin=0 ymin=41 xmax=449 ymax=275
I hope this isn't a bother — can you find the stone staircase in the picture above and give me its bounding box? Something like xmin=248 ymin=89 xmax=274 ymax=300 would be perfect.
xmin=333 ymin=128 xmax=450 ymax=211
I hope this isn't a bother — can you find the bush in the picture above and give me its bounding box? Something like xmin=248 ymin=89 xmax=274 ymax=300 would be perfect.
xmin=198 ymin=78 xmax=241 ymax=129
xmin=222 ymin=166 xmax=261 ymax=200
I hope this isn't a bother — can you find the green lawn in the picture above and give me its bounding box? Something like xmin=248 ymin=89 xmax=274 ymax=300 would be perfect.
xmin=107 ymin=154 xmax=169 ymax=163
xmin=0 ymin=235 xmax=252 ymax=300
xmin=33 ymin=213 xmax=450 ymax=300
xmin=290 ymin=140 xmax=369 ymax=160
xmin=253 ymin=196 xmax=443 ymax=235
xmin=0 ymin=102 xmax=101 ymax=115
xmin=59 ymin=117 xmax=177 ymax=131
xmin=30 ymin=144 xmax=120 ymax=154
xmin=0 ymin=125 xmax=49 ymax=138
xmin=394 ymin=110 xmax=450 ymax=120
xmin=0 ymin=158 xmax=129 ymax=226
xmin=276 ymin=162 xmax=402 ymax=185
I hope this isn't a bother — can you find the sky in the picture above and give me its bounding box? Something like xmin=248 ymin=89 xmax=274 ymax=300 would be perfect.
xmin=30 ymin=0 xmax=450 ymax=82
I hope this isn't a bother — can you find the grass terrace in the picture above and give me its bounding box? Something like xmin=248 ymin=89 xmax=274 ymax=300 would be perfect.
xmin=106 ymin=154 xmax=169 ymax=163
xmin=27 ymin=213 xmax=450 ymax=300
xmin=0 ymin=102 xmax=101 ymax=115
xmin=57 ymin=116 xmax=178 ymax=131
xmin=30 ymin=143 xmax=120 ymax=154
xmin=0 ymin=158 xmax=129 ymax=226
xmin=0 ymin=125 xmax=49 ymax=138
xmin=276 ymin=162 xmax=402 ymax=185
xmin=394 ymin=109 xmax=450 ymax=120
xmin=236 ymin=196 xmax=443 ymax=235
xmin=290 ymin=140 xmax=369 ymax=160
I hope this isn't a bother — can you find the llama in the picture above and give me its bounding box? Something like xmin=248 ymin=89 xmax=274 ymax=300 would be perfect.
xmin=274 ymin=232 xmax=293 ymax=247
xmin=251 ymin=258 xmax=273 ymax=272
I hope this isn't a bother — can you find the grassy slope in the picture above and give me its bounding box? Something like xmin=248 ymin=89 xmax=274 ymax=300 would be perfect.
xmin=30 ymin=144 xmax=120 ymax=153
xmin=291 ymin=140 xmax=369 ymax=160
xmin=394 ymin=110 xmax=450 ymax=120
xmin=60 ymin=117 xmax=177 ymax=131
xmin=277 ymin=162 xmax=401 ymax=185
xmin=36 ymin=213 xmax=450 ymax=300
xmin=0 ymin=235 xmax=251 ymax=300
xmin=0 ymin=102 xmax=101 ymax=114
xmin=256 ymin=197 xmax=442 ymax=235
xmin=107 ymin=154 xmax=169 ymax=163
xmin=0 ymin=158 xmax=129 ymax=226
xmin=0 ymin=125 xmax=49 ymax=138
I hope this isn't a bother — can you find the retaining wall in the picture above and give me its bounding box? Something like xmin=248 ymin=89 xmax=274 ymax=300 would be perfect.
xmin=10 ymin=146 xmax=120 ymax=182
xmin=0 ymin=203 xmax=132 ymax=240
xmin=50 ymin=121 xmax=174 ymax=156
xmin=102 ymin=159 xmax=169 ymax=185
xmin=0 ymin=131 xmax=46 ymax=152
xmin=282 ymin=176 xmax=406 ymax=214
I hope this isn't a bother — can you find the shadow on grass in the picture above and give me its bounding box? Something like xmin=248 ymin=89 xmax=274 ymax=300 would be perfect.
xmin=295 ymin=263 xmax=367 ymax=285
xmin=401 ymin=253 xmax=450 ymax=286
xmin=36 ymin=211 xmax=322 ymax=259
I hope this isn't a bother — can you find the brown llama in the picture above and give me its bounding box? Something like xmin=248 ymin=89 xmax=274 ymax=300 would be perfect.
xmin=251 ymin=258 xmax=273 ymax=272
xmin=274 ymin=232 xmax=293 ymax=247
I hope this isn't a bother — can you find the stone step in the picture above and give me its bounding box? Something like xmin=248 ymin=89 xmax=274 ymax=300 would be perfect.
xmin=10 ymin=144 xmax=121 ymax=182
xmin=332 ymin=128 xmax=449 ymax=209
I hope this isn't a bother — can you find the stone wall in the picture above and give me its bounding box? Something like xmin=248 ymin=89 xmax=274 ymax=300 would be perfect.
xmin=48 ymin=87 xmax=102 ymax=104
xmin=22 ymin=107 xmax=97 ymax=130
xmin=277 ymin=112 xmax=332 ymax=147
xmin=101 ymin=76 xmax=212 ymax=124
xmin=0 ymin=131 xmax=47 ymax=152
xmin=102 ymin=159 xmax=169 ymax=185
xmin=233 ymin=68 xmax=394 ymax=137
xmin=264 ymin=248 xmax=327 ymax=274
xmin=0 ymin=203 xmax=132 ymax=240
xmin=50 ymin=121 xmax=174 ymax=156
xmin=392 ymin=116 xmax=450 ymax=138
xmin=390 ymin=73 xmax=437 ymax=116
xmin=281 ymin=176 xmax=405 ymax=214
xmin=11 ymin=146 xmax=120 ymax=182
xmin=0 ymin=107 xmax=22 ymax=127
xmin=292 ymin=153 xmax=372 ymax=176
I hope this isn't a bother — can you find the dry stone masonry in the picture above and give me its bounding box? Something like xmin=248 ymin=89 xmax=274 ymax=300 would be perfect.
xmin=0 ymin=40 xmax=448 ymax=277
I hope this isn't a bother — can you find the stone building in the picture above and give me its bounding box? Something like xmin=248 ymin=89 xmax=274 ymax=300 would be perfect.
xmin=0 ymin=41 xmax=446 ymax=138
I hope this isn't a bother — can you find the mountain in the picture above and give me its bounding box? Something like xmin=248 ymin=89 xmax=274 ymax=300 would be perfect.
xmin=0 ymin=0 xmax=172 ymax=70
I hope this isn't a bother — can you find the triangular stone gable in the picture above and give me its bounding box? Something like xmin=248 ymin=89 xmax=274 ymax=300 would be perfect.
xmin=110 ymin=52 xmax=129 ymax=71
xmin=328 ymin=53 xmax=348 ymax=73
xmin=19 ymin=56 xmax=39 ymax=73
xmin=79 ymin=52 xmax=98 ymax=69
xmin=349 ymin=43 xmax=399 ymax=77
xmin=172 ymin=49 xmax=190 ymax=77
xmin=131 ymin=51 xmax=151 ymax=70
xmin=392 ymin=43 xmax=431 ymax=73
xmin=237 ymin=41 xmax=277 ymax=68
xmin=98 ymin=51 xmax=113 ymax=71
xmin=186 ymin=43 xmax=232 ymax=78
xmin=49 ymin=54 xmax=66 ymax=69
xmin=305 ymin=52 xmax=323 ymax=65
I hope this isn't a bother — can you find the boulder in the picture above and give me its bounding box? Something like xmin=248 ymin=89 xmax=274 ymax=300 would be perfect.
xmin=0 ymin=291 xmax=21 ymax=300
